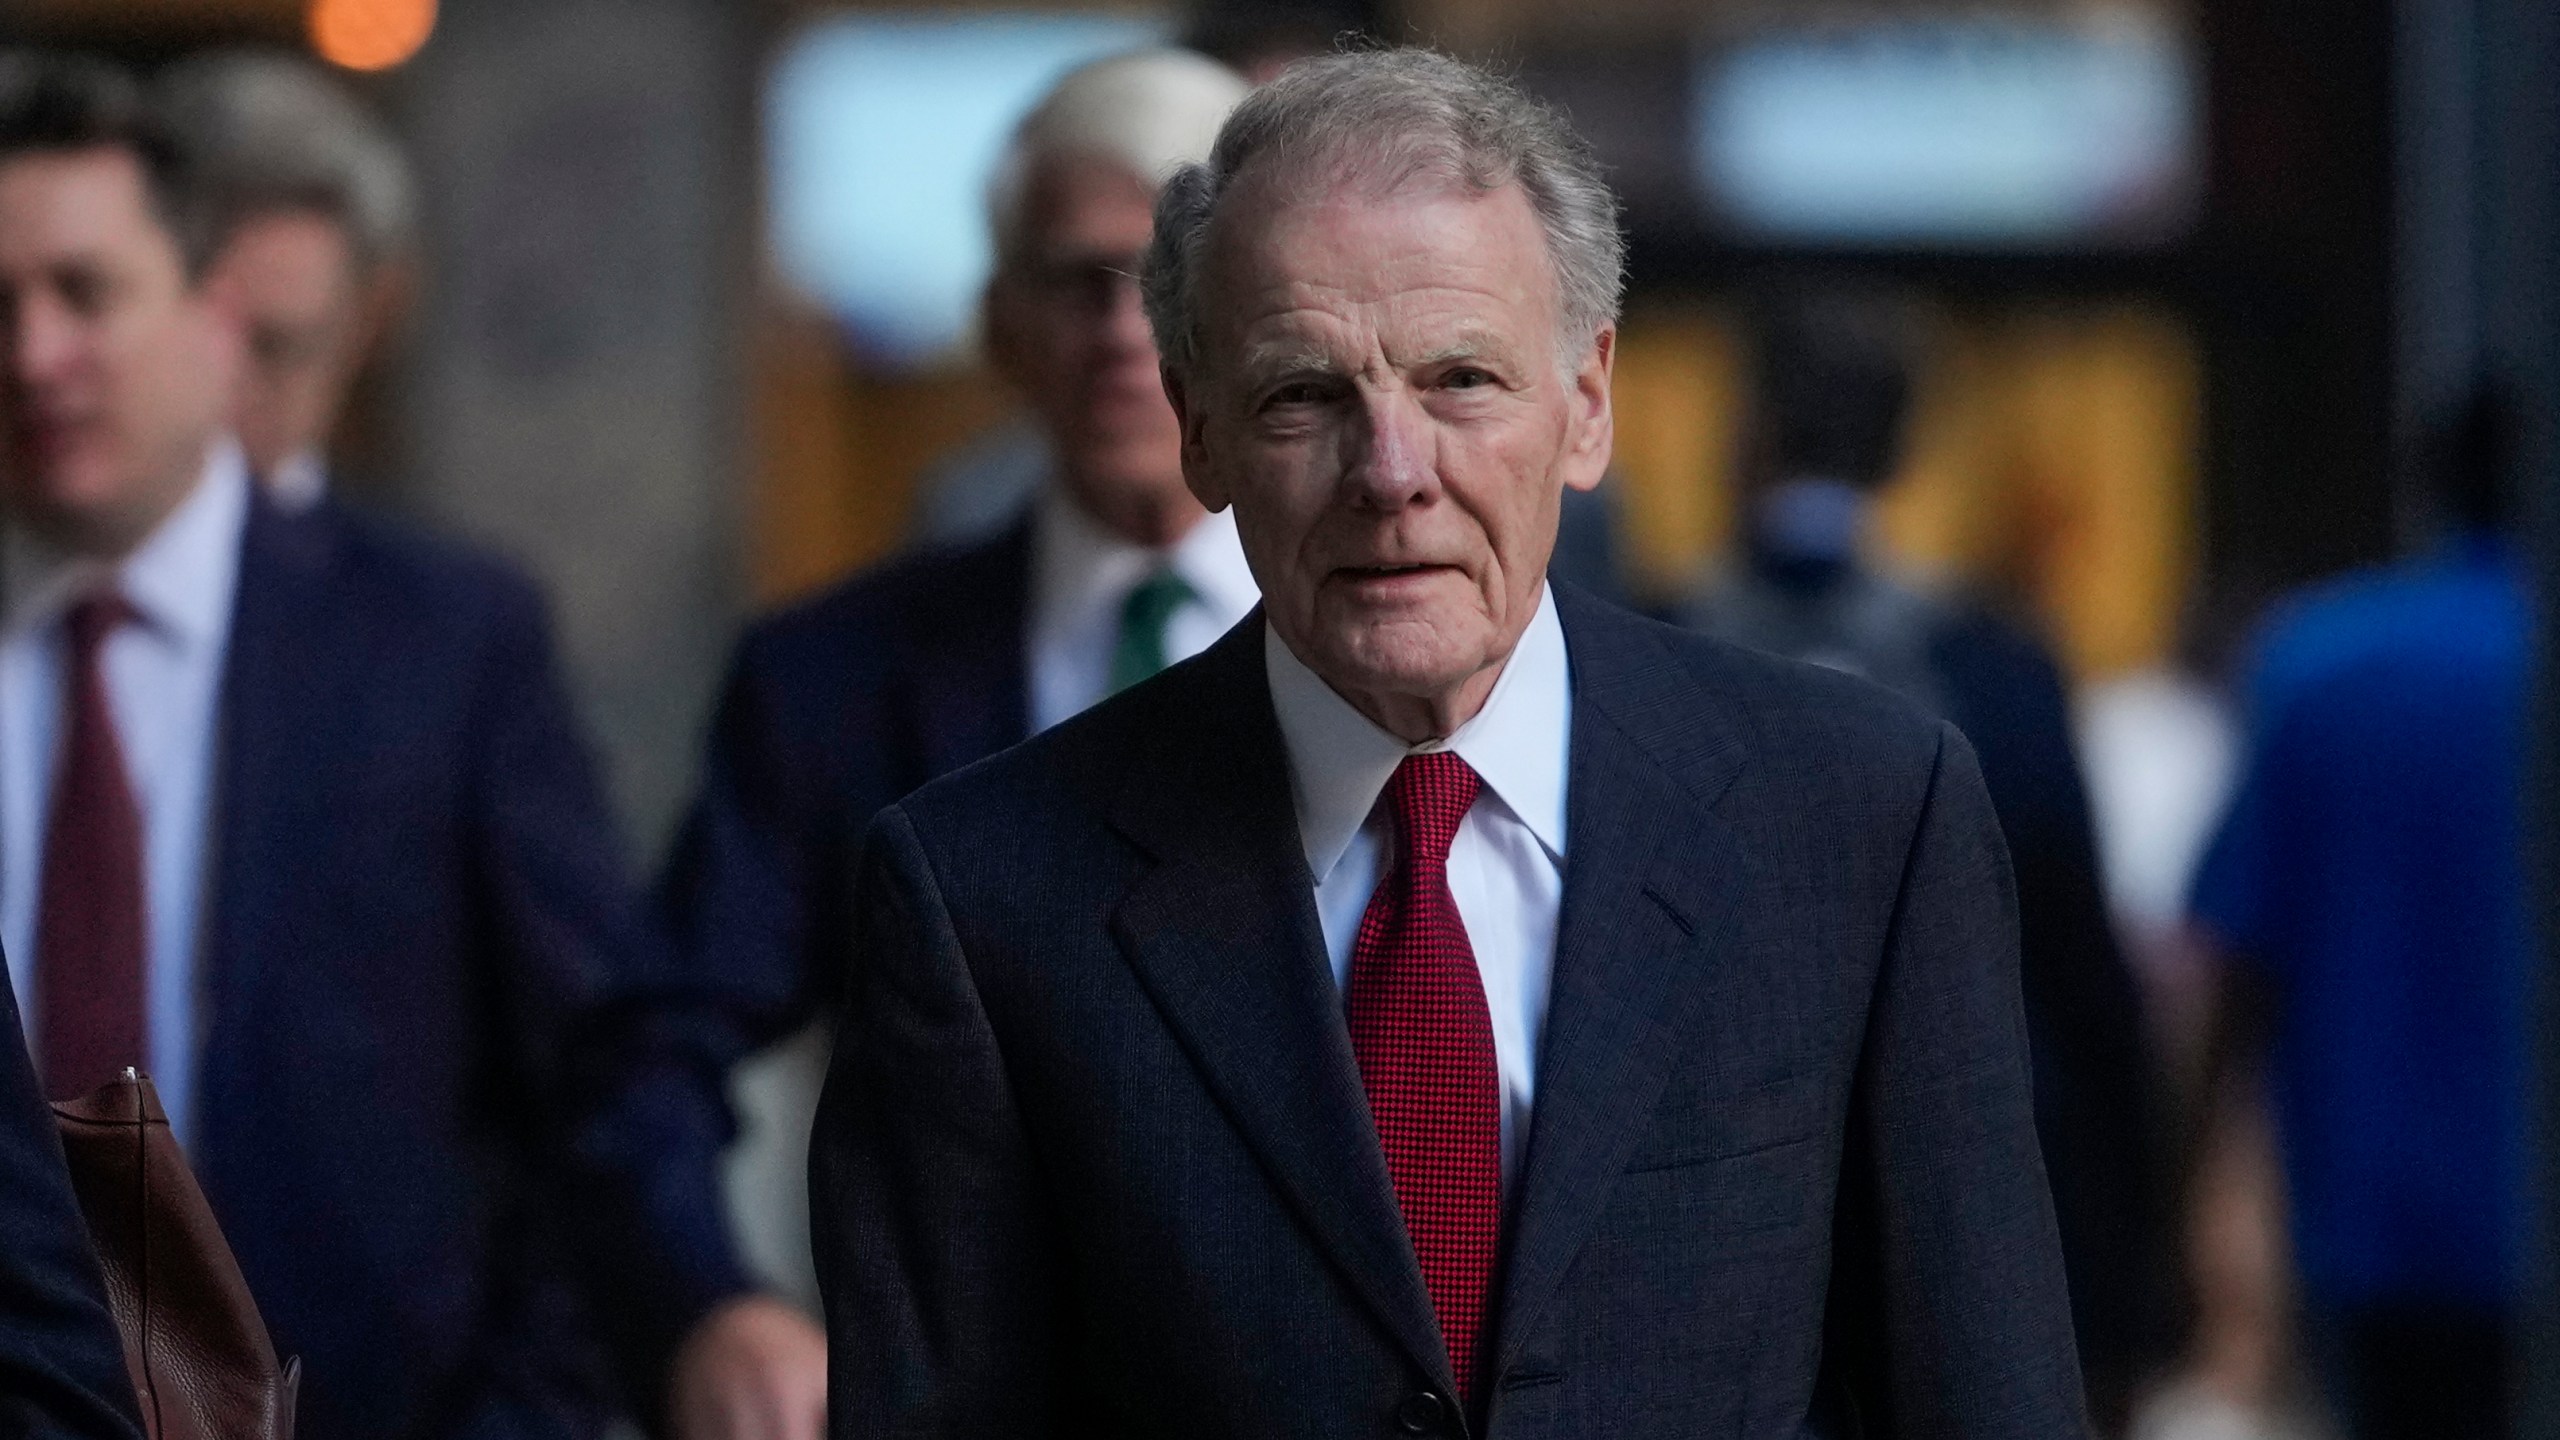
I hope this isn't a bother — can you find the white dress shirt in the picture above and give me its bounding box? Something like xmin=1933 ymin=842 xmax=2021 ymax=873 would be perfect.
xmin=1265 ymin=585 xmax=1572 ymax=1185
xmin=0 ymin=442 xmax=249 ymax=1140
xmin=1025 ymin=487 xmax=1260 ymax=734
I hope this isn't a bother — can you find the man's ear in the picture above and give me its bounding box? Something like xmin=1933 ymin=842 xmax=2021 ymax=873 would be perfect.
xmin=1164 ymin=362 xmax=1230 ymax=512
xmin=1559 ymin=325 xmax=1615 ymax=493
xmin=356 ymin=253 xmax=419 ymax=360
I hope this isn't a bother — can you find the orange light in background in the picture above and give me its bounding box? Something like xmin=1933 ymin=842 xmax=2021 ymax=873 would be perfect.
xmin=309 ymin=0 xmax=437 ymax=73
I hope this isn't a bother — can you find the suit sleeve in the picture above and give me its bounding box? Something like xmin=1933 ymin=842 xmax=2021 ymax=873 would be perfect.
xmin=812 ymin=806 xmax=1059 ymax=1439
xmin=462 ymin=581 xmax=756 ymax=1422
xmin=1833 ymin=722 xmax=2090 ymax=1436
xmin=0 ymin=965 xmax=147 ymax=1440
xmin=654 ymin=636 xmax=846 ymax=1049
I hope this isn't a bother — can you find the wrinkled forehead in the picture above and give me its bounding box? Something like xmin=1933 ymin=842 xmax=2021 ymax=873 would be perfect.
xmin=1195 ymin=156 xmax=1561 ymax=366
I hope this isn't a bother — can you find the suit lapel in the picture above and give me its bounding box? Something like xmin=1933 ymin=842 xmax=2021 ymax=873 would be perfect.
xmin=1107 ymin=620 xmax=1453 ymax=1393
xmin=194 ymin=495 xmax=338 ymax=1158
xmin=1493 ymin=589 xmax=1750 ymax=1372
xmin=910 ymin=521 xmax=1032 ymax=774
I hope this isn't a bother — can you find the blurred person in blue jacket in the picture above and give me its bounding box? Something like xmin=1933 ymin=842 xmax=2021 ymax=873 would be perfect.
xmin=1680 ymin=288 xmax=2170 ymax=1429
xmin=2189 ymin=381 xmax=2530 ymax=1440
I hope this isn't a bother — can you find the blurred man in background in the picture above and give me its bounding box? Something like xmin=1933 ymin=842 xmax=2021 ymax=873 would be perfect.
xmin=137 ymin=50 xmax=833 ymax=1440
xmin=155 ymin=50 xmax=412 ymax=509
xmin=0 ymin=50 xmax=800 ymax=1440
xmin=1681 ymin=290 xmax=2168 ymax=1429
xmin=2188 ymin=382 xmax=2530 ymax=1440
xmin=632 ymin=57 xmax=1253 ymax=1426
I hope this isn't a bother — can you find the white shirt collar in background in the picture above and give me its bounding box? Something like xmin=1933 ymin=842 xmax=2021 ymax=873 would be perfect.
xmin=1024 ymin=484 xmax=1259 ymax=734
xmin=3 ymin=437 xmax=251 ymax=647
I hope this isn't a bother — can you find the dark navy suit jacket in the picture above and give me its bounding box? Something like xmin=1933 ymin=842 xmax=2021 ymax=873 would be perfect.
xmin=811 ymin=588 xmax=2089 ymax=1437
xmin=0 ymin=963 xmax=143 ymax=1440
xmin=658 ymin=522 xmax=1030 ymax=1042
xmin=587 ymin=525 xmax=1034 ymax=1383
xmin=189 ymin=493 xmax=666 ymax=1440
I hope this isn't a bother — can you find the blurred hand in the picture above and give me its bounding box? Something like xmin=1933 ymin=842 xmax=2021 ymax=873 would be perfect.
xmin=669 ymin=1295 xmax=828 ymax=1440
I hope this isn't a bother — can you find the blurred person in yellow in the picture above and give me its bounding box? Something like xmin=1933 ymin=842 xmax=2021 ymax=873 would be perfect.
xmin=154 ymin=51 xmax=410 ymax=508
xmin=639 ymin=49 xmax=1253 ymax=1440
xmin=147 ymin=49 xmax=841 ymax=1440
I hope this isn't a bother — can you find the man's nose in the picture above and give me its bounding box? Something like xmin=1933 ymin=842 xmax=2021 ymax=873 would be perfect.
xmin=1342 ymin=386 xmax=1436 ymax=510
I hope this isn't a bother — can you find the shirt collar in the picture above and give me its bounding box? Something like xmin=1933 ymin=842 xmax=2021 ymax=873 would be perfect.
xmin=2 ymin=437 xmax=252 ymax=648
xmin=1265 ymin=583 xmax=1572 ymax=887
xmin=1029 ymin=484 xmax=1257 ymax=641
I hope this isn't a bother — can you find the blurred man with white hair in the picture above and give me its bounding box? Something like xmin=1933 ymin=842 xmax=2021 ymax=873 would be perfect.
xmin=639 ymin=46 xmax=1253 ymax=1440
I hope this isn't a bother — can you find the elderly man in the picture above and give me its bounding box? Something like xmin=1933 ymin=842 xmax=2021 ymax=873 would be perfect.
xmin=811 ymin=50 xmax=2085 ymax=1437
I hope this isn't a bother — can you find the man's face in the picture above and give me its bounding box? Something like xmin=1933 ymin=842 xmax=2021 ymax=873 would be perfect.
xmin=1168 ymin=171 xmax=1612 ymax=733
xmin=984 ymin=154 xmax=1196 ymax=544
xmin=0 ymin=148 xmax=237 ymax=555
xmin=212 ymin=209 xmax=371 ymax=480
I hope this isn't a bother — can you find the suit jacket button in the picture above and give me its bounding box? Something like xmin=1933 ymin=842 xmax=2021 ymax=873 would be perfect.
xmin=1395 ymin=1391 xmax=1447 ymax=1433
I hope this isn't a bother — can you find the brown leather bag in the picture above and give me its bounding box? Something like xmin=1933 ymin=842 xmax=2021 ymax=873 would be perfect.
xmin=51 ymin=1071 xmax=298 ymax=1440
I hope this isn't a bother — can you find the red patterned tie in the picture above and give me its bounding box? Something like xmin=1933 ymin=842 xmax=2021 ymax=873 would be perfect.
xmin=1345 ymin=752 xmax=1502 ymax=1404
xmin=35 ymin=592 xmax=145 ymax=1100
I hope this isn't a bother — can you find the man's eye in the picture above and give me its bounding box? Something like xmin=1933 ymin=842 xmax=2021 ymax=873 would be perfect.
xmin=1442 ymin=367 xmax=1494 ymax=390
xmin=55 ymin=269 xmax=109 ymax=317
xmin=1264 ymin=381 xmax=1327 ymax=408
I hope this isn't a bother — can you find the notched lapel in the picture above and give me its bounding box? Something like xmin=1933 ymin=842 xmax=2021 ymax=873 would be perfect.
xmin=1104 ymin=623 xmax=1453 ymax=1394
xmin=1495 ymin=596 xmax=1751 ymax=1372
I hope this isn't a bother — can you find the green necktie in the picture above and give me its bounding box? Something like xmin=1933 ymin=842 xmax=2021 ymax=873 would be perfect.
xmin=1110 ymin=569 xmax=1197 ymax=694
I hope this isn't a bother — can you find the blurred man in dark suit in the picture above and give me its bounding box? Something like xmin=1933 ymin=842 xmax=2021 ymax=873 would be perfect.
xmin=148 ymin=51 xmax=846 ymax=1440
xmin=0 ymin=52 xmax=759 ymax=1440
xmin=0 ymin=960 xmax=145 ymax=1440
xmin=1681 ymin=290 xmax=2168 ymax=1427
xmin=812 ymin=48 xmax=2085 ymax=1438
xmin=628 ymin=51 xmax=1254 ymax=1440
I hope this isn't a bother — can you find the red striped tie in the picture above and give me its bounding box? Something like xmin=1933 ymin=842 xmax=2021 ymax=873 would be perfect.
xmin=1344 ymin=752 xmax=1502 ymax=1406
xmin=35 ymin=592 xmax=145 ymax=1100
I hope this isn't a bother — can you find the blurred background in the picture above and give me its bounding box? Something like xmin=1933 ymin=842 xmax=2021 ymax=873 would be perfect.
xmin=6 ymin=0 xmax=2552 ymax=1435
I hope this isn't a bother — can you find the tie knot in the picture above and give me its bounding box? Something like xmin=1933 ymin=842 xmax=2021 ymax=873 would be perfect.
xmin=63 ymin=591 xmax=135 ymax=656
xmin=1384 ymin=751 xmax=1480 ymax=869
xmin=1121 ymin=568 xmax=1194 ymax=630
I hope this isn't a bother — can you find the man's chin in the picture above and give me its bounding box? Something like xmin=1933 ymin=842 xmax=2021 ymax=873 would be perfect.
xmin=1300 ymin=616 xmax=1493 ymax=702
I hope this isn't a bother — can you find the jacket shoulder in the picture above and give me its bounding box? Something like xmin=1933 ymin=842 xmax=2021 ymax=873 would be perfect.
xmin=731 ymin=530 xmax=1025 ymax=689
xmin=284 ymin=500 xmax=550 ymax=639
xmin=1567 ymin=589 xmax=1948 ymax=785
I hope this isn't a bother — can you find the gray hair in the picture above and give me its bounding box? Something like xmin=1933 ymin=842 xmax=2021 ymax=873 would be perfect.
xmin=1142 ymin=48 xmax=1623 ymax=382
xmin=985 ymin=49 xmax=1246 ymax=267
xmin=154 ymin=50 xmax=415 ymax=272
